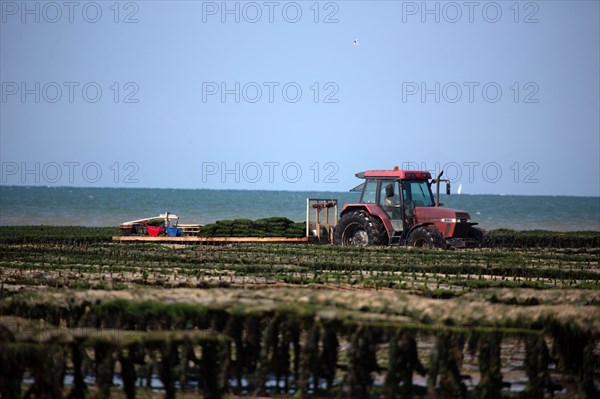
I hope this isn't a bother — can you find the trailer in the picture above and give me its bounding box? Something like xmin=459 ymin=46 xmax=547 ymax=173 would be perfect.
xmin=119 ymin=212 xmax=202 ymax=237
xmin=114 ymin=199 xmax=337 ymax=244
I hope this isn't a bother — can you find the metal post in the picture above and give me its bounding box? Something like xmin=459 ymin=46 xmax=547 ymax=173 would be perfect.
xmin=306 ymin=198 xmax=310 ymax=237
xmin=315 ymin=203 xmax=321 ymax=241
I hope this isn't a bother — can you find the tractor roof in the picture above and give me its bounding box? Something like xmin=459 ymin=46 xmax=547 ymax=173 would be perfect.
xmin=355 ymin=170 xmax=432 ymax=180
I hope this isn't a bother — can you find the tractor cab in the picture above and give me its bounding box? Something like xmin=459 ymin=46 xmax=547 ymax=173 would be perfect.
xmin=334 ymin=168 xmax=482 ymax=248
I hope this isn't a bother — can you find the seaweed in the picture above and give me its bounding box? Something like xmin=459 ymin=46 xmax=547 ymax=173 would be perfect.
xmin=486 ymin=229 xmax=599 ymax=248
xmin=342 ymin=325 xmax=380 ymax=398
xmin=524 ymin=335 xmax=549 ymax=399
xmin=428 ymin=331 xmax=467 ymax=399
xmin=473 ymin=332 xmax=503 ymax=399
xmin=0 ymin=226 xmax=598 ymax=397
xmin=0 ymin=225 xmax=118 ymax=245
xmin=384 ymin=329 xmax=426 ymax=399
xmin=198 ymin=217 xmax=305 ymax=238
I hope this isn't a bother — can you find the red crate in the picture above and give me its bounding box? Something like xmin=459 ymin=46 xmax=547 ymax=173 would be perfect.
xmin=147 ymin=226 xmax=164 ymax=237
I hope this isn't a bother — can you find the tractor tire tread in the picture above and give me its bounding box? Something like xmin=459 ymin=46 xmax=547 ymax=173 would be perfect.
xmin=408 ymin=226 xmax=446 ymax=248
xmin=334 ymin=211 xmax=386 ymax=246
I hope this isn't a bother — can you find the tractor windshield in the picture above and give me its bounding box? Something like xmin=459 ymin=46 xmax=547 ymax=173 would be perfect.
xmin=402 ymin=180 xmax=435 ymax=207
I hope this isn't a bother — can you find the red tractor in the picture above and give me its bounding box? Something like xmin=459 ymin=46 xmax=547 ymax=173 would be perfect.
xmin=333 ymin=167 xmax=483 ymax=248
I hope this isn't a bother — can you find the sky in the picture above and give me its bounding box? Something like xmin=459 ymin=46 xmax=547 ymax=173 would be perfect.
xmin=1 ymin=0 xmax=599 ymax=196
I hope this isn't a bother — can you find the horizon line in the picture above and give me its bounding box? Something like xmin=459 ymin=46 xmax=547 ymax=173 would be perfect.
xmin=1 ymin=184 xmax=599 ymax=199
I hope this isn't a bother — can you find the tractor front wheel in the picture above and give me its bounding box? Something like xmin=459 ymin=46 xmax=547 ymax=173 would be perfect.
xmin=467 ymin=226 xmax=486 ymax=247
xmin=407 ymin=226 xmax=446 ymax=248
xmin=333 ymin=211 xmax=385 ymax=246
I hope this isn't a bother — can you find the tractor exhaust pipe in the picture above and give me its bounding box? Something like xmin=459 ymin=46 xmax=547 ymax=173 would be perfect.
xmin=434 ymin=171 xmax=451 ymax=207
xmin=436 ymin=171 xmax=444 ymax=207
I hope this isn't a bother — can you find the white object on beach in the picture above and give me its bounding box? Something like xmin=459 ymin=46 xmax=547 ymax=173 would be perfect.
xmin=121 ymin=212 xmax=179 ymax=226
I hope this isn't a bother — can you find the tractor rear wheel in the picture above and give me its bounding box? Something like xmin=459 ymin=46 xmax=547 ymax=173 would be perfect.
xmin=407 ymin=226 xmax=446 ymax=248
xmin=334 ymin=211 xmax=385 ymax=246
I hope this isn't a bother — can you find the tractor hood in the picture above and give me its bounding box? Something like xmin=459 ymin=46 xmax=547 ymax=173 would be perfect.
xmin=414 ymin=207 xmax=472 ymax=224
xmin=414 ymin=207 xmax=476 ymax=238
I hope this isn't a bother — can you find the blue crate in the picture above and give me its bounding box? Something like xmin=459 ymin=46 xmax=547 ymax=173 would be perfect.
xmin=165 ymin=226 xmax=183 ymax=237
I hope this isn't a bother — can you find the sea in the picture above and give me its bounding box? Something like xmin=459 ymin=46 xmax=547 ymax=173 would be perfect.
xmin=0 ymin=186 xmax=599 ymax=231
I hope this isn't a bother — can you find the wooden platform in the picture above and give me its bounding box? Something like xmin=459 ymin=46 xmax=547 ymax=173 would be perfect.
xmin=176 ymin=224 xmax=202 ymax=236
xmin=112 ymin=236 xmax=310 ymax=244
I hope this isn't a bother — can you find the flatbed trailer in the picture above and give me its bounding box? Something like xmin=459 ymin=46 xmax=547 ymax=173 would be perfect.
xmin=117 ymin=199 xmax=337 ymax=244
xmin=112 ymin=236 xmax=310 ymax=244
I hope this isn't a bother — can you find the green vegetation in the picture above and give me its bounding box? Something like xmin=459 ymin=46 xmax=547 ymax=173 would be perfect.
xmin=0 ymin=226 xmax=598 ymax=398
xmin=197 ymin=217 xmax=305 ymax=238
xmin=485 ymin=229 xmax=599 ymax=248
xmin=0 ymin=225 xmax=118 ymax=245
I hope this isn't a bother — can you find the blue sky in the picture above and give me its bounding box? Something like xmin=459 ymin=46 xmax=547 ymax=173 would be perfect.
xmin=1 ymin=0 xmax=599 ymax=195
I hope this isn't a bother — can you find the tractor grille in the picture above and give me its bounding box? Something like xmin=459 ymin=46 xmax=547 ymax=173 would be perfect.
xmin=453 ymin=223 xmax=471 ymax=237
xmin=456 ymin=212 xmax=470 ymax=223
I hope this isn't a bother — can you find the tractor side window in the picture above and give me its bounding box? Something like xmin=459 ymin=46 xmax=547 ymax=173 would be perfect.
xmin=380 ymin=180 xmax=403 ymax=222
xmin=379 ymin=180 xmax=399 ymax=207
xmin=360 ymin=180 xmax=377 ymax=203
